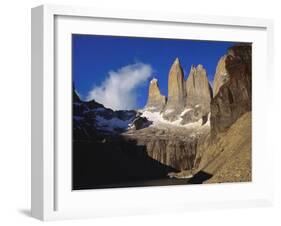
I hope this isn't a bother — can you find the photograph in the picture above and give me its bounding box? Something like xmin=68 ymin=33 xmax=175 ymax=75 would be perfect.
xmin=72 ymin=34 xmax=252 ymax=190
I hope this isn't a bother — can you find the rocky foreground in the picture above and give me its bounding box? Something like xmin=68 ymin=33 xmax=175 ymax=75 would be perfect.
xmin=196 ymin=112 xmax=251 ymax=183
xmin=73 ymin=44 xmax=252 ymax=189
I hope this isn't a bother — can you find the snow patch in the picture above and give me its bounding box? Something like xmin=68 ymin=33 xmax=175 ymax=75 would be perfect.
xmin=141 ymin=110 xmax=206 ymax=128
xmin=144 ymin=106 xmax=156 ymax=111
xmin=180 ymin=108 xmax=192 ymax=116
xmin=164 ymin=109 xmax=174 ymax=114
xmin=150 ymin=78 xmax=158 ymax=83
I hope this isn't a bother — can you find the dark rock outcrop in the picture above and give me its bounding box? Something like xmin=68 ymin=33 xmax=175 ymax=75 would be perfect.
xmin=130 ymin=116 xmax=151 ymax=130
xmin=210 ymin=44 xmax=252 ymax=137
xmin=145 ymin=78 xmax=166 ymax=111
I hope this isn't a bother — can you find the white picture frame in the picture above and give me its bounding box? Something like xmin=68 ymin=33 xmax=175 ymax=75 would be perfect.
xmin=31 ymin=4 xmax=274 ymax=221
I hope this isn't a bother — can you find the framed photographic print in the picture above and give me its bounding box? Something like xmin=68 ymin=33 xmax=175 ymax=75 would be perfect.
xmin=31 ymin=4 xmax=274 ymax=221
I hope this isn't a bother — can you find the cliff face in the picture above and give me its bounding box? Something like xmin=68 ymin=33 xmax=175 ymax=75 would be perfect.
xmin=192 ymin=44 xmax=252 ymax=184
xmin=186 ymin=64 xmax=212 ymax=110
xmin=122 ymin=126 xmax=205 ymax=171
xmin=163 ymin=58 xmax=186 ymax=120
xmin=146 ymin=58 xmax=212 ymax=124
xmin=210 ymin=44 xmax=252 ymax=137
xmin=166 ymin=58 xmax=186 ymax=107
xmin=145 ymin=78 xmax=166 ymax=112
xmin=213 ymin=55 xmax=229 ymax=97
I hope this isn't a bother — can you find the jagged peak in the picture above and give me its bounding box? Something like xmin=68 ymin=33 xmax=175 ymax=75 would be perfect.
xmin=172 ymin=57 xmax=181 ymax=66
xmin=188 ymin=64 xmax=206 ymax=76
xmin=220 ymin=54 xmax=227 ymax=61
xmin=197 ymin=64 xmax=204 ymax=70
xmin=189 ymin=65 xmax=196 ymax=73
xmin=148 ymin=77 xmax=163 ymax=96
xmin=150 ymin=77 xmax=158 ymax=84
xmin=146 ymin=76 xmax=166 ymax=111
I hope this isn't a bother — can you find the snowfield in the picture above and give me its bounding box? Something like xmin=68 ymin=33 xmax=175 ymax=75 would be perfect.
xmin=95 ymin=115 xmax=134 ymax=132
xmin=94 ymin=108 xmax=209 ymax=133
xmin=79 ymin=103 xmax=210 ymax=133
xmin=140 ymin=109 xmax=210 ymax=128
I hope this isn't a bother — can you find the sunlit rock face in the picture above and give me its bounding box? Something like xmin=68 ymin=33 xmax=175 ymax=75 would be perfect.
xmin=185 ymin=64 xmax=212 ymax=117
xmin=213 ymin=55 xmax=230 ymax=97
xmin=145 ymin=59 xmax=213 ymax=125
xmin=163 ymin=58 xmax=186 ymax=121
xmin=145 ymin=78 xmax=166 ymax=112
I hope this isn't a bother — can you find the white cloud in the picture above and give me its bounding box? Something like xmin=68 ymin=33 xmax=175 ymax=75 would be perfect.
xmin=87 ymin=63 xmax=153 ymax=110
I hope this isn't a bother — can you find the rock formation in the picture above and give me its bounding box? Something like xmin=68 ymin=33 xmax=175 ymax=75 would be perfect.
xmin=167 ymin=58 xmax=185 ymax=105
xmin=163 ymin=58 xmax=186 ymax=120
xmin=185 ymin=64 xmax=212 ymax=114
xmin=145 ymin=78 xmax=166 ymax=112
xmin=213 ymin=55 xmax=229 ymax=97
xmin=122 ymin=123 xmax=208 ymax=171
xmin=210 ymin=44 xmax=252 ymax=137
xmin=176 ymin=64 xmax=213 ymax=125
xmin=130 ymin=116 xmax=151 ymax=130
xmin=144 ymin=59 xmax=213 ymax=125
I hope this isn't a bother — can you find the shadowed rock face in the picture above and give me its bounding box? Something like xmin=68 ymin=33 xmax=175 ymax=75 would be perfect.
xmin=210 ymin=44 xmax=252 ymax=137
xmin=186 ymin=64 xmax=212 ymax=114
xmin=122 ymin=125 xmax=207 ymax=171
xmin=145 ymin=78 xmax=166 ymax=112
xmin=213 ymin=55 xmax=229 ymax=97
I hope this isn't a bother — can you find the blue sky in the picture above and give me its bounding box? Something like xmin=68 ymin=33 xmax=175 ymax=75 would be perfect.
xmin=72 ymin=34 xmax=237 ymax=110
